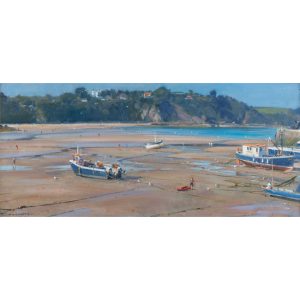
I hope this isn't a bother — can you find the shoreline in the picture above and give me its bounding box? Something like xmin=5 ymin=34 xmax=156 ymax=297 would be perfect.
xmin=1 ymin=122 xmax=277 ymax=131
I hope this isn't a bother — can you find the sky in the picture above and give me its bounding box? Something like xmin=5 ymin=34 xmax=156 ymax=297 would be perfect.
xmin=1 ymin=83 xmax=298 ymax=108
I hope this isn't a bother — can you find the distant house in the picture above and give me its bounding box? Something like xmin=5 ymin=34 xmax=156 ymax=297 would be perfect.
xmin=144 ymin=92 xmax=152 ymax=98
xmin=89 ymin=89 xmax=102 ymax=98
xmin=81 ymin=99 xmax=88 ymax=103
xmin=118 ymin=93 xmax=128 ymax=100
xmin=185 ymin=95 xmax=193 ymax=100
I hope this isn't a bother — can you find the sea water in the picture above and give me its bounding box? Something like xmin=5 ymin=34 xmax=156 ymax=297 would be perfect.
xmin=0 ymin=126 xmax=277 ymax=141
xmin=123 ymin=126 xmax=276 ymax=140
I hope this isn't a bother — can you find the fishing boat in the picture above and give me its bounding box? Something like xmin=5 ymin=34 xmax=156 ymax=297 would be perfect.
xmin=267 ymin=143 xmax=300 ymax=161
xmin=69 ymin=150 xmax=124 ymax=179
xmin=267 ymin=129 xmax=300 ymax=161
xmin=235 ymin=144 xmax=294 ymax=171
xmin=145 ymin=137 xmax=164 ymax=150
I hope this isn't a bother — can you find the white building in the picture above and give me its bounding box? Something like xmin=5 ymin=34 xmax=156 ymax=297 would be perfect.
xmin=89 ymin=89 xmax=102 ymax=98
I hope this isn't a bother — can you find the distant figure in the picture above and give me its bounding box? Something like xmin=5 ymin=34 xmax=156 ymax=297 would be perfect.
xmin=40 ymin=130 xmax=42 ymax=134
xmin=266 ymin=182 xmax=273 ymax=190
xmin=16 ymin=144 xmax=19 ymax=150
xmin=190 ymin=177 xmax=194 ymax=189
xmin=12 ymin=158 xmax=16 ymax=169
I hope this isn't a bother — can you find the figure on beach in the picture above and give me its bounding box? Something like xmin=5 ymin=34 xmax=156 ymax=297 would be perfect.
xmin=190 ymin=177 xmax=194 ymax=189
xmin=12 ymin=158 xmax=16 ymax=169
xmin=16 ymin=144 xmax=19 ymax=150
xmin=266 ymin=182 xmax=273 ymax=190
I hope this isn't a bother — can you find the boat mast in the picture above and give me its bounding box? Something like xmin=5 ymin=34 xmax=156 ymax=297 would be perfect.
xmin=280 ymin=129 xmax=284 ymax=155
xmin=271 ymin=158 xmax=274 ymax=187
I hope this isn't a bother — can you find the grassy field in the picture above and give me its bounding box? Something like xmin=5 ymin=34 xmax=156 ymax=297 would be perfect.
xmin=255 ymin=107 xmax=291 ymax=115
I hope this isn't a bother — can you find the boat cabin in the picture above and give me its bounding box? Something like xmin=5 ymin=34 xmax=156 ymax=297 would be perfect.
xmin=241 ymin=144 xmax=267 ymax=157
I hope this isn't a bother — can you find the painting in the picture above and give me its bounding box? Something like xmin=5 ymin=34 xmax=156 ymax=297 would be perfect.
xmin=1 ymin=83 xmax=300 ymax=216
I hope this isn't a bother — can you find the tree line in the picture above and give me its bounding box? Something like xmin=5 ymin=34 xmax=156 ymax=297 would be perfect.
xmin=0 ymin=86 xmax=296 ymax=125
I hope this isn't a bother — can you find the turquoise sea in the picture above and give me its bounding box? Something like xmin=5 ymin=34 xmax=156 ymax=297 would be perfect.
xmin=0 ymin=125 xmax=277 ymax=141
xmin=123 ymin=126 xmax=277 ymax=140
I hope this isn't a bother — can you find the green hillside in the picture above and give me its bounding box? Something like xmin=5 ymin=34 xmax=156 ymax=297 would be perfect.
xmin=255 ymin=107 xmax=291 ymax=115
xmin=0 ymin=87 xmax=297 ymax=125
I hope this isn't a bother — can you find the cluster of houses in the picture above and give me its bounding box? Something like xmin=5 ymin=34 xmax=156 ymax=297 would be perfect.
xmin=86 ymin=89 xmax=194 ymax=102
xmin=87 ymin=89 xmax=129 ymax=101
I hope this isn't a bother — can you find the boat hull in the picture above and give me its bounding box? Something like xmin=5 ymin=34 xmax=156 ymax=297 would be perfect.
xmin=235 ymin=152 xmax=294 ymax=171
xmin=69 ymin=160 xmax=122 ymax=179
xmin=264 ymin=188 xmax=300 ymax=201
xmin=177 ymin=186 xmax=191 ymax=191
xmin=145 ymin=142 xmax=164 ymax=150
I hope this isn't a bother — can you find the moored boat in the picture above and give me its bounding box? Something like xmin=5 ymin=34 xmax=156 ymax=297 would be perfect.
xmin=269 ymin=128 xmax=300 ymax=161
xmin=145 ymin=137 xmax=164 ymax=150
xmin=69 ymin=152 xmax=124 ymax=179
xmin=235 ymin=144 xmax=294 ymax=171
xmin=264 ymin=185 xmax=300 ymax=202
xmin=264 ymin=175 xmax=300 ymax=202
xmin=268 ymin=145 xmax=300 ymax=161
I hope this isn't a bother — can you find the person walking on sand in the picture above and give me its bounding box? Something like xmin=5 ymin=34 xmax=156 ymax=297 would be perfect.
xmin=16 ymin=144 xmax=19 ymax=150
xmin=190 ymin=177 xmax=194 ymax=189
xmin=12 ymin=158 xmax=16 ymax=169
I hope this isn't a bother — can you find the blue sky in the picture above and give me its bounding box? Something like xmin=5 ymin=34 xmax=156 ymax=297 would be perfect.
xmin=1 ymin=83 xmax=298 ymax=108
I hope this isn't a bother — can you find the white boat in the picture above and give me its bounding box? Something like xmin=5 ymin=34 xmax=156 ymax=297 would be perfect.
xmin=145 ymin=137 xmax=164 ymax=150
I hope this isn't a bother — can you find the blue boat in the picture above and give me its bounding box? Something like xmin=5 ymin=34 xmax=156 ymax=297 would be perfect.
xmin=235 ymin=144 xmax=294 ymax=171
xmin=69 ymin=153 xmax=124 ymax=179
xmin=264 ymin=185 xmax=300 ymax=202
xmin=268 ymin=130 xmax=300 ymax=161
xmin=268 ymin=146 xmax=300 ymax=161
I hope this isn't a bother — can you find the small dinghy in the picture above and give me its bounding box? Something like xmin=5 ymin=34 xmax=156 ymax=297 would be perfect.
xmin=177 ymin=186 xmax=191 ymax=191
xmin=145 ymin=136 xmax=164 ymax=150
xmin=264 ymin=187 xmax=300 ymax=202
xmin=264 ymin=177 xmax=300 ymax=202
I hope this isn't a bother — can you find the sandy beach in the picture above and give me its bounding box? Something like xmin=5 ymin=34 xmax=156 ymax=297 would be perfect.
xmin=1 ymin=123 xmax=300 ymax=217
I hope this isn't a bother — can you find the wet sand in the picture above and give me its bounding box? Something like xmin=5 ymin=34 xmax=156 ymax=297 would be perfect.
xmin=1 ymin=123 xmax=300 ymax=217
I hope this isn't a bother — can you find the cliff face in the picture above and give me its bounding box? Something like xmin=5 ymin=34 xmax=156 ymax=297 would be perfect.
xmin=140 ymin=105 xmax=162 ymax=122
xmin=137 ymin=96 xmax=267 ymax=124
